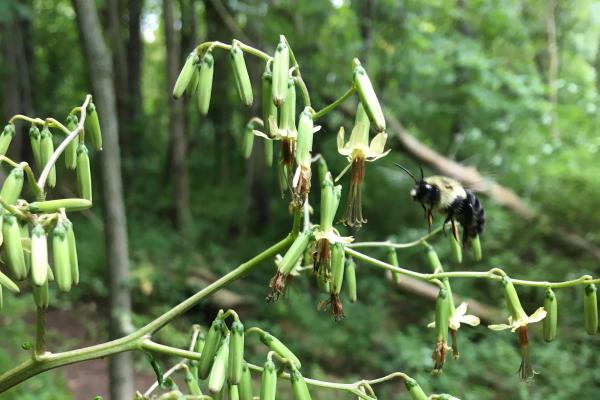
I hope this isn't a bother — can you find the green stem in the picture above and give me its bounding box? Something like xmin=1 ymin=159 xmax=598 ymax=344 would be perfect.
xmin=313 ymin=87 xmax=355 ymax=120
xmin=195 ymin=40 xmax=271 ymax=61
xmin=294 ymin=76 xmax=312 ymax=108
xmin=8 ymin=115 xmax=44 ymax=125
xmin=142 ymin=340 xmax=201 ymax=361
xmin=0 ymin=235 xmax=293 ymax=392
xmin=34 ymin=308 xmax=46 ymax=358
xmin=347 ymin=226 xmax=444 ymax=249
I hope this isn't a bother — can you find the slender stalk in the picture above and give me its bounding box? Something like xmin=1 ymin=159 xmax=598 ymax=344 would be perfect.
xmin=195 ymin=40 xmax=271 ymax=61
xmin=348 ymin=226 xmax=444 ymax=249
xmin=141 ymin=340 xmax=201 ymax=361
xmin=313 ymin=87 xmax=355 ymax=120
xmin=34 ymin=308 xmax=46 ymax=358
xmin=8 ymin=115 xmax=44 ymax=125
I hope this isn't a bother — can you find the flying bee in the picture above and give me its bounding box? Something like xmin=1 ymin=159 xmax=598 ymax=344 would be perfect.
xmin=395 ymin=163 xmax=485 ymax=244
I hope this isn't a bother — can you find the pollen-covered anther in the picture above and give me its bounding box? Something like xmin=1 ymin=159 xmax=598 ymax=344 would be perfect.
xmin=330 ymin=293 xmax=345 ymax=321
xmin=267 ymin=271 xmax=288 ymax=303
xmin=313 ymin=238 xmax=331 ymax=275
xmin=432 ymin=340 xmax=448 ymax=374
xmin=292 ymin=165 xmax=311 ymax=209
xmin=341 ymin=156 xmax=367 ymax=227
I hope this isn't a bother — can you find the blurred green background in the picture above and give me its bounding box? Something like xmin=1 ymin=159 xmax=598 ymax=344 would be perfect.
xmin=1 ymin=0 xmax=600 ymax=399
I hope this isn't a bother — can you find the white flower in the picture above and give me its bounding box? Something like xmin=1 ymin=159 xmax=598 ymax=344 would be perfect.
xmin=427 ymin=302 xmax=480 ymax=330
xmin=488 ymin=307 xmax=546 ymax=332
xmin=335 ymin=125 xmax=390 ymax=179
xmin=313 ymin=227 xmax=353 ymax=245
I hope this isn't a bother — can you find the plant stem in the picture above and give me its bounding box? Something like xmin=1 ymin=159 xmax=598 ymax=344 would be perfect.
xmin=34 ymin=308 xmax=46 ymax=358
xmin=348 ymin=226 xmax=444 ymax=249
xmin=8 ymin=115 xmax=44 ymax=125
xmin=142 ymin=340 xmax=201 ymax=361
xmin=313 ymin=87 xmax=355 ymax=120
xmin=0 ymin=235 xmax=293 ymax=392
xmin=195 ymin=40 xmax=271 ymax=61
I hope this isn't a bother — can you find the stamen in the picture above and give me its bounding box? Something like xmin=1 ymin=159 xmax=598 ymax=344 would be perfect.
xmin=341 ymin=157 xmax=367 ymax=227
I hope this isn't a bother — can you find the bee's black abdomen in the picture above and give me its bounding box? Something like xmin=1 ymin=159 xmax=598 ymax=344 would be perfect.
xmin=450 ymin=190 xmax=485 ymax=243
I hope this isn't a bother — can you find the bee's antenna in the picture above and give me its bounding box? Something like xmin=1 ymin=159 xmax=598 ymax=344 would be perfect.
xmin=394 ymin=163 xmax=418 ymax=183
xmin=419 ymin=166 xmax=424 ymax=180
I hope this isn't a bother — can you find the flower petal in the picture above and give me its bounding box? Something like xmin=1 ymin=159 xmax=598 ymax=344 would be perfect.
xmin=366 ymin=148 xmax=391 ymax=161
xmin=488 ymin=323 xmax=512 ymax=331
xmin=253 ymin=130 xmax=272 ymax=140
xmin=348 ymin=122 xmax=369 ymax=149
xmin=454 ymin=302 xmax=468 ymax=317
xmin=459 ymin=315 xmax=481 ymax=327
xmin=337 ymin=127 xmax=347 ymax=154
xmin=427 ymin=321 xmax=436 ymax=329
xmin=368 ymin=132 xmax=388 ymax=154
xmin=527 ymin=307 xmax=547 ymax=324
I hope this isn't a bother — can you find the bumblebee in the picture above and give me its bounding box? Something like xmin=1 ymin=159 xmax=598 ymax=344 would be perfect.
xmin=395 ymin=163 xmax=485 ymax=244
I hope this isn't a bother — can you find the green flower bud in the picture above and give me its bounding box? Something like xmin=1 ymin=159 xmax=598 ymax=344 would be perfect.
xmin=352 ymin=58 xmax=385 ymax=132
xmin=65 ymin=114 xmax=79 ymax=170
xmin=29 ymin=125 xmax=43 ymax=170
xmin=295 ymin=108 xmax=314 ymax=168
xmin=0 ymin=268 xmax=19 ymax=294
xmin=345 ymin=256 xmax=357 ymax=303
xmin=320 ymin=173 xmax=335 ymax=231
xmin=228 ymin=320 xmax=245 ymax=385
xmin=40 ymin=127 xmax=56 ymax=188
xmin=584 ymin=283 xmax=598 ymax=335
xmin=271 ymin=35 xmax=290 ymax=107
xmin=32 ymin=277 xmax=49 ymax=309
xmin=76 ymin=144 xmax=92 ymax=202
xmin=280 ymin=78 xmax=296 ymax=132
xmin=85 ymin=102 xmax=103 ymax=151
xmin=2 ymin=215 xmax=27 ymax=280
xmin=173 ymin=51 xmax=199 ymax=99
xmin=184 ymin=366 xmax=202 ymax=396
xmin=317 ymin=157 xmax=329 ymax=185
xmin=331 ymin=243 xmax=345 ymax=295
xmin=242 ymin=123 xmax=254 ymax=159
xmin=186 ymin=66 xmax=199 ymax=97
xmin=52 ymin=223 xmax=72 ymax=292
xmin=259 ymin=359 xmax=277 ymax=400
xmin=198 ymin=318 xmax=225 ymax=379
xmin=63 ymin=219 xmax=79 ymax=286
xmin=264 ymin=140 xmax=273 ymax=167
xmin=448 ymin=233 xmax=462 ymax=264
xmin=28 ymin=199 xmax=92 ymax=214
xmin=260 ymin=332 xmax=301 ymax=369
xmin=425 ymin=245 xmax=442 ymax=273
xmin=316 ymin=273 xmax=330 ymax=294
xmin=404 ymin=377 xmax=428 ymax=400
xmin=229 ymin=384 xmax=240 ymax=400
xmin=543 ymin=288 xmax=557 ymax=342
xmin=0 ymin=166 xmax=24 ymax=205
xmin=471 ymin=234 xmax=482 ymax=261
xmin=238 ymin=361 xmax=253 ymax=400
xmin=208 ymin=335 xmax=230 ymax=394
xmin=31 ymin=224 xmax=49 ymax=286
xmin=277 ymin=231 xmax=311 ymax=275
xmin=196 ymin=52 xmax=214 ymax=115
xmin=501 ymin=276 xmax=527 ymax=322
xmin=0 ymin=123 xmax=15 ymax=156
xmin=433 ymin=287 xmax=451 ymax=373
xmin=262 ymin=69 xmax=278 ymax=138
xmin=387 ymin=247 xmax=401 ymax=284
xmin=290 ymin=368 xmax=312 ymax=400
xmin=230 ymin=41 xmax=253 ymax=107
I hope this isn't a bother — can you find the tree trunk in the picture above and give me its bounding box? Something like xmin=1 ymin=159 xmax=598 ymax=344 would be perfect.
xmin=545 ymin=0 xmax=560 ymax=141
xmin=164 ymin=0 xmax=192 ymax=239
xmin=127 ymin=0 xmax=144 ymax=157
xmin=72 ymin=1 xmax=134 ymax=399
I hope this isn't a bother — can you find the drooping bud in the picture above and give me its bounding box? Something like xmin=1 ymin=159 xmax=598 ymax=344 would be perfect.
xmin=2 ymin=214 xmax=27 ymax=280
xmin=264 ymin=140 xmax=273 ymax=167
xmin=230 ymin=41 xmax=253 ymax=107
xmin=229 ymin=384 xmax=240 ymax=400
xmin=28 ymin=199 xmax=92 ymax=214
xmin=295 ymin=108 xmax=314 ymax=168
xmin=196 ymin=52 xmax=215 ymax=115
xmin=280 ymin=78 xmax=297 ymax=133
xmin=238 ymin=361 xmax=253 ymax=400
xmin=260 ymin=331 xmax=301 ymax=369
xmin=470 ymin=235 xmax=482 ymax=261
xmin=501 ymin=276 xmax=528 ymax=323
xmin=208 ymin=335 xmax=230 ymax=394
xmin=63 ymin=219 xmax=79 ymax=285
xmin=76 ymin=143 xmax=92 ymax=202
xmin=269 ymin=231 xmax=311 ymax=302
xmin=271 ymin=35 xmax=290 ymax=107
xmin=259 ymin=359 xmax=277 ymax=400
xmin=52 ymin=222 xmax=72 ymax=292
xmin=0 ymin=268 xmax=19 ymax=294
xmin=425 ymin=244 xmax=443 ymax=273
xmin=448 ymin=233 xmax=462 ymax=264
xmin=329 ymin=242 xmax=346 ymax=320
xmin=32 ymin=277 xmax=49 ymax=309
xmin=319 ymin=173 xmax=335 ymax=231
xmin=242 ymin=123 xmax=254 ymax=159
xmin=543 ymin=288 xmax=557 ymax=342
xmin=40 ymin=127 xmax=56 ymax=188
xmin=0 ymin=123 xmax=15 ymax=156
xmin=290 ymin=368 xmax=312 ymax=400
xmin=228 ymin=320 xmax=245 ymax=385
xmin=173 ymin=51 xmax=199 ymax=99
xmin=65 ymin=114 xmax=79 ymax=170
xmin=198 ymin=318 xmax=225 ymax=379
xmin=345 ymin=256 xmax=357 ymax=303
xmin=584 ymin=283 xmax=598 ymax=335
xmin=0 ymin=166 xmax=24 ymax=205
xmin=184 ymin=366 xmax=202 ymax=396
xmin=85 ymin=102 xmax=103 ymax=151
xmin=352 ymin=58 xmax=385 ymax=132
xmin=31 ymin=224 xmax=49 ymax=286
xmin=404 ymin=377 xmax=428 ymax=400
xmin=262 ymin=68 xmax=278 ymax=137
xmin=432 ymin=287 xmax=451 ymax=373
xmin=29 ymin=125 xmax=43 ymax=170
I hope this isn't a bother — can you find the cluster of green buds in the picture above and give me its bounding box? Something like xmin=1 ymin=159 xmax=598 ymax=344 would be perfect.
xmin=170 ymin=311 xmax=313 ymax=400
xmin=0 ymin=98 xmax=100 ymax=309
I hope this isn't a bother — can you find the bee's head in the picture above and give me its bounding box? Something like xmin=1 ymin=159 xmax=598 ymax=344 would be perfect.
xmin=410 ymin=181 xmax=439 ymax=205
xmin=395 ymin=163 xmax=438 ymax=206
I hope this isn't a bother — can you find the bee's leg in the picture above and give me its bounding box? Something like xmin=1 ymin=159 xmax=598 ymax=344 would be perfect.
xmin=442 ymin=213 xmax=454 ymax=236
xmin=451 ymin=219 xmax=460 ymax=243
xmin=427 ymin=209 xmax=433 ymax=232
